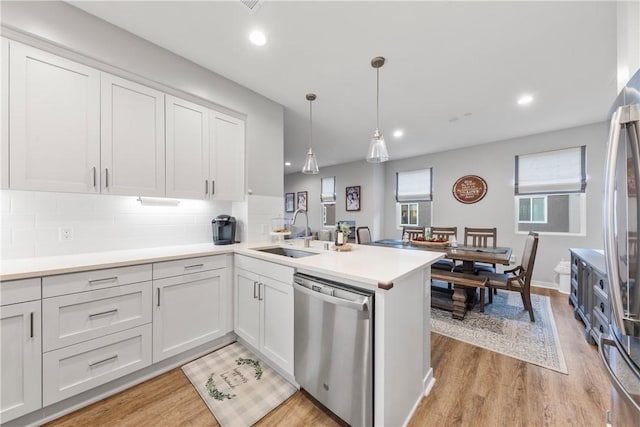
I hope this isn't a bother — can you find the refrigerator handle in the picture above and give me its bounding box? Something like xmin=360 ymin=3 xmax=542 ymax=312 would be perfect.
xmin=604 ymin=106 xmax=626 ymax=333
xmin=599 ymin=335 xmax=640 ymax=414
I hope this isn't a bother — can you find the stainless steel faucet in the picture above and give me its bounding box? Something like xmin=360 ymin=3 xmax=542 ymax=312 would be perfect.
xmin=292 ymin=208 xmax=311 ymax=248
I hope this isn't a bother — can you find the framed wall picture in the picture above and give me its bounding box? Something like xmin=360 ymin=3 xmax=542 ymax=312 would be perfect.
xmin=346 ymin=185 xmax=361 ymax=211
xmin=452 ymin=175 xmax=487 ymax=204
xmin=296 ymin=191 xmax=308 ymax=211
xmin=285 ymin=192 xmax=295 ymax=212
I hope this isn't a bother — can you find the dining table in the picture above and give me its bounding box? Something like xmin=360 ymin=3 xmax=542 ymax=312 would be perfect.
xmin=373 ymin=239 xmax=513 ymax=318
xmin=372 ymin=239 xmax=513 ymax=273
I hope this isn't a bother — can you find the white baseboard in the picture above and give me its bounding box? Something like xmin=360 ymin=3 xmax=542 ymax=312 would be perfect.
xmin=423 ymin=368 xmax=436 ymax=396
xmin=531 ymin=280 xmax=559 ymax=291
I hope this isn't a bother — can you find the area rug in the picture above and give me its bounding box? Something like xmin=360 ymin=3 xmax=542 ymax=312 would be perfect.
xmin=430 ymin=289 xmax=568 ymax=374
xmin=182 ymin=342 xmax=296 ymax=427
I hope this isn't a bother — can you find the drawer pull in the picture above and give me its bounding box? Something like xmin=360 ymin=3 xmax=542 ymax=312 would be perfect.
xmin=258 ymin=282 xmax=263 ymax=301
xmin=89 ymin=309 xmax=118 ymax=318
xmin=599 ymin=279 xmax=604 ymax=289
xmin=88 ymin=276 xmax=118 ymax=286
xmin=89 ymin=354 xmax=118 ymax=368
xmin=253 ymin=281 xmax=258 ymax=299
xmin=600 ymin=302 xmax=605 ymax=313
xmin=30 ymin=312 xmax=34 ymax=338
xmin=205 ymin=179 xmax=208 ymax=195
xmin=157 ymin=288 xmax=161 ymax=307
xmin=600 ymin=325 xmax=605 ymax=333
xmin=184 ymin=264 xmax=204 ymax=270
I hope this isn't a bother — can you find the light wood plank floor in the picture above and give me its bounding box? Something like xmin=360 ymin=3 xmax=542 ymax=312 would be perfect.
xmin=46 ymin=288 xmax=610 ymax=427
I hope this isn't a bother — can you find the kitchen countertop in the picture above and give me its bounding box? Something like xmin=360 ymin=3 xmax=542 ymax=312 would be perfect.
xmin=1 ymin=240 xmax=443 ymax=289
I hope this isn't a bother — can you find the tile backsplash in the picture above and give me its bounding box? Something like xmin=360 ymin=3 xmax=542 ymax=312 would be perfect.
xmin=0 ymin=190 xmax=232 ymax=259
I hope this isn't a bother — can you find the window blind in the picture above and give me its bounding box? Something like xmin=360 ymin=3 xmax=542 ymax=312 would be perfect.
xmin=515 ymin=146 xmax=586 ymax=195
xmin=396 ymin=168 xmax=432 ymax=202
xmin=320 ymin=176 xmax=336 ymax=202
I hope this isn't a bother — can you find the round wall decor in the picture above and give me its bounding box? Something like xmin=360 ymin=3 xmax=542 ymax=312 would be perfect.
xmin=452 ymin=175 xmax=488 ymax=204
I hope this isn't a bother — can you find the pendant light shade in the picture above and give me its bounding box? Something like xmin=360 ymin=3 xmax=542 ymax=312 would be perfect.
xmin=366 ymin=56 xmax=390 ymax=163
xmin=302 ymin=93 xmax=320 ymax=174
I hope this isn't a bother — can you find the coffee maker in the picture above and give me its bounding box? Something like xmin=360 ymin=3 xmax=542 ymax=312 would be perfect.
xmin=212 ymin=215 xmax=237 ymax=245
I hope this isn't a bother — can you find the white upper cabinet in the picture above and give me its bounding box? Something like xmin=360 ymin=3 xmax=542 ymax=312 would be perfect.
xmin=1 ymin=37 xmax=9 ymax=190
xmin=101 ymin=73 xmax=165 ymax=196
xmin=209 ymin=111 xmax=245 ymax=201
xmin=165 ymin=95 xmax=209 ymax=199
xmin=9 ymin=42 xmax=100 ymax=193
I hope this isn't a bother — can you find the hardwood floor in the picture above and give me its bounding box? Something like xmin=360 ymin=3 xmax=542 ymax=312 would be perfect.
xmin=46 ymin=288 xmax=610 ymax=427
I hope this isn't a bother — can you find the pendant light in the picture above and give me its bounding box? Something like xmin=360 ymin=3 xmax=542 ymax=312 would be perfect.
xmin=366 ymin=56 xmax=390 ymax=163
xmin=301 ymin=93 xmax=319 ymax=174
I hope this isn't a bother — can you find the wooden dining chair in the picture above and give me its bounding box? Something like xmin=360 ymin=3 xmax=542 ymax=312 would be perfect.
xmin=464 ymin=227 xmax=497 ymax=248
xmin=402 ymin=226 xmax=425 ymax=240
xmin=479 ymin=232 xmax=539 ymax=321
xmin=430 ymin=226 xmax=458 ymax=272
xmin=458 ymin=227 xmax=498 ymax=273
xmin=356 ymin=226 xmax=372 ymax=244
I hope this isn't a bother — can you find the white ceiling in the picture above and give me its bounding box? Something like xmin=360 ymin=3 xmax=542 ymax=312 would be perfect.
xmin=69 ymin=1 xmax=618 ymax=174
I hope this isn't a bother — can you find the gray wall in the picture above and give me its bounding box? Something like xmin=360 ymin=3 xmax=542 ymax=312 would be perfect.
xmin=286 ymin=121 xmax=608 ymax=287
xmin=0 ymin=1 xmax=284 ymax=197
xmin=284 ymin=160 xmax=385 ymax=240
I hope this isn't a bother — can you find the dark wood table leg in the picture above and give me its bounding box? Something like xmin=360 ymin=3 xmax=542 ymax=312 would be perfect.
xmin=452 ymin=287 xmax=467 ymax=319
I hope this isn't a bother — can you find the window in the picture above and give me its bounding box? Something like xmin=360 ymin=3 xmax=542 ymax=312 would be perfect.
xmin=400 ymin=203 xmax=418 ymax=225
xmin=322 ymin=203 xmax=336 ymax=227
xmin=321 ymin=176 xmax=336 ymax=227
xmin=517 ymin=196 xmax=547 ymax=223
xmin=515 ymin=146 xmax=586 ymax=234
xmin=395 ymin=168 xmax=433 ymax=228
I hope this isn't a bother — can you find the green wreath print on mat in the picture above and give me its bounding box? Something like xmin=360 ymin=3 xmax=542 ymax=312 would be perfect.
xmin=205 ymin=375 xmax=236 ymax=401
xmin=236 ymin=357 xmax=263 ymax=380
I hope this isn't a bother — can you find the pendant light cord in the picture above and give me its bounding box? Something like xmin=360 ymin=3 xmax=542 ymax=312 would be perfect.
xmin=309 ymin=98 xmax=313 ymax=148
xmin=376 ymin=67 xmax=380 ymax=130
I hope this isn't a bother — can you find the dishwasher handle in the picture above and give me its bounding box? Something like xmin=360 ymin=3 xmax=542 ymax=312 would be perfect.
xmin=293 ymin=282 xmax=369 ymax=312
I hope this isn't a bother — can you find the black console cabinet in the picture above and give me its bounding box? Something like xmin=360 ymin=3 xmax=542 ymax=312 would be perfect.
xmin=569 ymin=248 xmax=610 ymax=345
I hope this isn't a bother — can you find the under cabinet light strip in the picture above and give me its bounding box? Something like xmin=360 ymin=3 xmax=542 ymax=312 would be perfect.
xmin=136 ymin=196 xmax=180 ymax=207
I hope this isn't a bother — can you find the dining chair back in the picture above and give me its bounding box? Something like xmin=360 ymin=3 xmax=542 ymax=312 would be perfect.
xmin=356 ymin=226 xmax=372 ymax=244
xmin=402 ymin=226 xmax=425 ymax=240
xmin=430 ymin=226 xmax=458 ymax=273
xmin=431 ymin=226 xmax=458 ymax=241
xmin=464 ymin=227 xmax=497 ymax=248
xmin=480 ymin=231 xmax=539 ymax=321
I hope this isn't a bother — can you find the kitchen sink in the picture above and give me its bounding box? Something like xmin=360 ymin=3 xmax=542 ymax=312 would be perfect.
xmin=256 ymin=247 xmax=318 ymax=258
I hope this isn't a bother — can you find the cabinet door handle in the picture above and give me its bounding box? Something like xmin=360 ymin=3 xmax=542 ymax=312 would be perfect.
xmin=29 ymin=312 xmax=34 ymax=338
xmin=157 ymin=288 xmax=161 ymax=307
xmin=600 ymin=302 xmax=605 ymax=313
xmin=258 ymin=282 xmax=263 ymax=301
xmin=105 ymin=168 xmax=109 ymax=189
xmin=89 ymin=309 xmax=118 ymax=318
xmin=205 ymin=179 xmax=209 ymax=195
xmin=89 ymin=354 xmax=118 ymax=368
xmin=211 ymin=180 xmax=215 ymax=196
xmin=253 ymin=281 xmax=258 ymax=299
xmin=92 ymin=166 xmax=97 ymax=188
xmin=184 ymin=264 xmax=204 ymax=270
xmin=88 ymin=276 xmax=118 ymax=286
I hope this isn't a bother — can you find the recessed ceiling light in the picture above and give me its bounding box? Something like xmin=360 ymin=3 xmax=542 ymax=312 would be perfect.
xmin=393 ymin=130 xmax=404 ymax=138
xmin=517 ymin=94 xmax=534 ymax=105
xmin=249 ymin=30 xmax=267 ymax=46
xmin=284 ymin=162 xmax=291 ymax=166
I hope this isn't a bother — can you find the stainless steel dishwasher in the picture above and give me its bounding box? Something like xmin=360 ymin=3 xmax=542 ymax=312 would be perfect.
xmin=293 ymin=272 xmax=374 ymax=427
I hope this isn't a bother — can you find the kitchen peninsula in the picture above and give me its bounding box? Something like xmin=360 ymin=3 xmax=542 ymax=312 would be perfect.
xmin=1 ymin=241 xmax=442 ymax=427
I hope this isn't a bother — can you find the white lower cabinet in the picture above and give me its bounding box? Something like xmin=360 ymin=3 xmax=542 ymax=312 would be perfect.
xmin=42 ymin=324 xmax=152 ymax=406
xmin=0 ymin=299 xmax=42 ymax=423
xmin=152 ymin=256 xmax=231 ymax=362
xmin=234 ymin=255 xmax=294 ymax=376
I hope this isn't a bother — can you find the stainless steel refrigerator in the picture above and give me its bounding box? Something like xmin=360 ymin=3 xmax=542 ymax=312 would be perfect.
xmin=603 ymin=67 xmax=640 ymax=426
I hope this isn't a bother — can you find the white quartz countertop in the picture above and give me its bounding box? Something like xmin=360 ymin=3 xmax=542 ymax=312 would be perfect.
xmin=1 ymin=240 xmax=443 ymax=289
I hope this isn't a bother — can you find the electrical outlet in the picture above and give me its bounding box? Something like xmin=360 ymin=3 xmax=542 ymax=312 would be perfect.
xmin=59 ymin=227 xmax=74 ymax=241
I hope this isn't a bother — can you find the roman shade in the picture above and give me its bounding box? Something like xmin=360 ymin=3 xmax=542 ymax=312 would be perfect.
xmin=515 ymin=146 xmax=586 ymax=195
xmin=396 ymin=168 xmax=432 ymax=202
xmin=320 ymin=176 xmax=336 ymax=202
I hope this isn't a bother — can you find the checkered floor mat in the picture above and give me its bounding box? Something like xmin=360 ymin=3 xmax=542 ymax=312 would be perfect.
xmin=182 ymin=342 xmax=297 ymax=426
